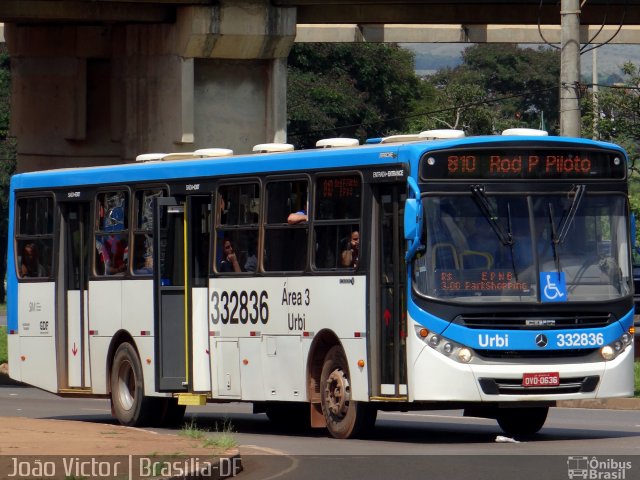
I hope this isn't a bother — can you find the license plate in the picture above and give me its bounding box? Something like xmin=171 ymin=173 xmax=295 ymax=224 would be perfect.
xmin=522 ymin=372 xmax=560 ymax=387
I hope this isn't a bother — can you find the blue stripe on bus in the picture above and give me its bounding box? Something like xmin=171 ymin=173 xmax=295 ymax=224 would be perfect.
xmin=7 ymin=188 xmax=17 ymax=331
xmin=410 ymin=298 xmax=634 ymax=351
xmin=9 ymin=135 xmax=626 ymax=190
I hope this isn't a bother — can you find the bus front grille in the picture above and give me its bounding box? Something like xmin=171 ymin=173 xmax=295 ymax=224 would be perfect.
xmin=456 ymin=312 xmax=613 ymax=330
xmin=475 ymin=348 xmax=598 ymax=359
xmin=478 ymin=376 xmax=599 ymax=395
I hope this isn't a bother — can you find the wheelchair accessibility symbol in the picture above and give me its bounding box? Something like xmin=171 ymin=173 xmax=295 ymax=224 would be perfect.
xmin=540 ymin=272 xmax=567 ymax=302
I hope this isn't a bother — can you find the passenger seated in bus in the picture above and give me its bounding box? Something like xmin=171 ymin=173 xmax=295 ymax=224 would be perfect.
xmin=133 ymin=234 xmax=153 ymax=275
xmin=218 ymin=239 xmax=242 ymax=273
xmin=341 ymin=230 xmax=360 ymax=268
xmin=244 ymin=242 xmax=258 ymax=272
xmin=287 ymin=208 xmax=307 ymax=224
xmin=96 ymin=234 xmax=128 ymax=275
xmin=20 ymin=242 xmax=46 ymax=278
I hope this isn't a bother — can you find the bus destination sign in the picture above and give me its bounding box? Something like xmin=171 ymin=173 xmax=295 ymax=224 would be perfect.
xmin=422 ymin=148 xmax=626 ymax=180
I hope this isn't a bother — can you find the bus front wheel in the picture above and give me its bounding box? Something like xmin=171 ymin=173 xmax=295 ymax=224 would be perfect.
xmin=496 ymin=406 xmax=549 ymax=436
xmin=110 ymin=342 xmax=153 ymax=427
xmin=320 ymin=345 xmax=376 ymax=439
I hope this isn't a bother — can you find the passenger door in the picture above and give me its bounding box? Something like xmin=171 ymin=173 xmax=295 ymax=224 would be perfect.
xmin=60 ymin=201 xmax=91 ymax=389
xmin=154 ymin=197 xmax=188 ymax=391
xmin=375 ymin=183 xmax=408 ymax=397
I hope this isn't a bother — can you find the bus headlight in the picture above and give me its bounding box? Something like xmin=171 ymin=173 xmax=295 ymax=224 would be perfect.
xmin=600 ymin=345 xmax=615 ymax=361
xmin=414 ymin=326 xmax=474 ymax=363
xmin=600 ymin=329 xmax=634 ymax=361
xmin=457 ymin=348 xmax=472 ymax=363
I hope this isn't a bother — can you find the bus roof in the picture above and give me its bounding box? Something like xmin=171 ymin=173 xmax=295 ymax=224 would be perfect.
xmin=10 ymin=135 xmax=627 ymax=191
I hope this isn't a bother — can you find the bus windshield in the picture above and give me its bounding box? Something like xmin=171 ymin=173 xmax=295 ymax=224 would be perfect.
xmin=413 ymin=192 xmax=631 ymax=303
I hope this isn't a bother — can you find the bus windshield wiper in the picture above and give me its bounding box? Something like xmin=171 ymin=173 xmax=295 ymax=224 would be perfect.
xmin=555 ymin=184 xmax=586 ymax=245
xmin=471 ymin=185 xmax=513 ymax=246
xmin=548 ymin=203 xmax=561 ymax=274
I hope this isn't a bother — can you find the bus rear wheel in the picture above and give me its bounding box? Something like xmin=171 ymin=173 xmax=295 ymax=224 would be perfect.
xmin=320 ymin=346 xmax=376 ymax=439
xmin=110 ymin=342 xmax=153 ymax=427
xmin=496 ymin=406 xmax=549 ymax=437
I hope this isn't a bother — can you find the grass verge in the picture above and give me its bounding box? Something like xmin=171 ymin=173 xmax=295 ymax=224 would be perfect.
xmin=179 ymin=418 xmax=238 ymax=450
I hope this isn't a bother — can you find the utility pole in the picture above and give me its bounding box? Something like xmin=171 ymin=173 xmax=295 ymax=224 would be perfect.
xmin=560 ymin=0 xmax=581 ymax=137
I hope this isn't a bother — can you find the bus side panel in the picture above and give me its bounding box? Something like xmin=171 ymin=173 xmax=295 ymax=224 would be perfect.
xmin=122 ymin=280 xmax=160 ymax=398
xmin=192 ymin=287 xmax=211 ymax=392
xmin=89 ymin=281 xmax=122 ymax=336
xmin=122 ymin=280 xmax=154 ymax=335
xmin=238 ymin=337 xmax=264 ymax=399
xmin=8 ymin=334 xmax=21 ymax=381
xmin=88 ymin=280 xmax=122 ymax=395
xmin=208 ymin=276 xmax=368 ymax=402
xmin=261 ymin=335 xmax=305 ymax=401
xmin=17 ymin=282 xmax=58 ymax=393
xmin=340 ymin=338 xmax=369 ymax=402
xmin=88 ymin=336 xmax=110 ymax=394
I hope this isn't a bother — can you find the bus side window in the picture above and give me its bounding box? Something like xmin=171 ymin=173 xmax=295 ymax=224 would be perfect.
xmin=132 ymin=188 xmax=165 ymax=275
xmin=313 ymin=175 xmax=362 ymax=270
xmin=15 ymin=196 xmax=54 ymax=279
xmin=264 ymin=179 xmax=308 ymax=271
xmin=95 ymin=190 xmax=129 ymax=276
xmin=215 ymin=183 xmax=260 ymax=274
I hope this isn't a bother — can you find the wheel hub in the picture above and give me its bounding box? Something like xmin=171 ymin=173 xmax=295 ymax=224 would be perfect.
xmin=324 ymin=368 xmax=351 ymax=418
xmin=117 ymin=360 xmax=135 ymax=411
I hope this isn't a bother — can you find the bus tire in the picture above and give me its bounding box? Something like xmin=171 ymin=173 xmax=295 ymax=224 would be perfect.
xmin=496 ymin=406 xmax=549 ymax=437
xmin=110 ymin=342 xmax=153 ymax=427
xmin=320 ymin=345 xmax=377 ymax=439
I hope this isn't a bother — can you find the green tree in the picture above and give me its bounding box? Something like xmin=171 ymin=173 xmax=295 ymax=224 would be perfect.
xmin=416 ymin=44 xmax=560 ymax=135
xmin=0 ymin=44 xmax=16 ymax=304
xmin=287 ymin=43 xmax=424 ymax=147
xmin=581 ymin=61 xmax=640 ymax=244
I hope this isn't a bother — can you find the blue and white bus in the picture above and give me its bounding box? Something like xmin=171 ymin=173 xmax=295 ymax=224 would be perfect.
xmin=7 ymin=129 xmax=635 ymax=438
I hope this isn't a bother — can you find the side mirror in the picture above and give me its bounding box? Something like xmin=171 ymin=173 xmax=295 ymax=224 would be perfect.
xmin=404 ymin=177 xmax=423 ymax=262
xmin=631 ymin=212 xmax=637 ymax=250
xmin=404 ymin=198 xmax=418 ymax=240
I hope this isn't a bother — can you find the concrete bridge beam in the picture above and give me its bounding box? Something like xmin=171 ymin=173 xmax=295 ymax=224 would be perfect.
xmin=7 ymin=1 xmax=296 ymax=172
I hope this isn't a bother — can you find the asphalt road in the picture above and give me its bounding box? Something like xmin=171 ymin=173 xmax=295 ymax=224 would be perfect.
xmin=1 ymin=386 xmax=639 ymax=480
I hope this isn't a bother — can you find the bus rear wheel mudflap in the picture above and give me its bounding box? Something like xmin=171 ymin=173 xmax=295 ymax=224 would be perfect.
xmin=110 ymin=342 xmax=156 ymax=427
xmin=320 ymin=345 xmax=377 ymax=439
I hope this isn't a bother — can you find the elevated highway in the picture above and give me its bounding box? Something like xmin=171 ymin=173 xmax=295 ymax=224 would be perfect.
xmin=1 ymin=0 xmax=639 ymax=171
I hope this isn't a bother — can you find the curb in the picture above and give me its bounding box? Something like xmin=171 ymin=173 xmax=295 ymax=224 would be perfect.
xmin=557 ymin=398 xmax=640 ymax=410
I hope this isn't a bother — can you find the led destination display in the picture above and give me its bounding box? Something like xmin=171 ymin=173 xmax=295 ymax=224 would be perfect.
xmin=422 ymin=148 xmax=626 ymax=180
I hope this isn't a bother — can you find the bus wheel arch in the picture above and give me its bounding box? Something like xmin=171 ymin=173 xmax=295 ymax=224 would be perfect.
xmin=106 ymin=330 xmax=137 ymax=395
xmin=306 ymin=329 xmax=341 ymax=428
xmin=307 ymin=332 xmax=376 ymax=438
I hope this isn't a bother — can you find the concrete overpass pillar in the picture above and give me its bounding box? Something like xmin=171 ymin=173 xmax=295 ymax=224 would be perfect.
xmin=7 ymin=1 xmax=296 ymax=172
